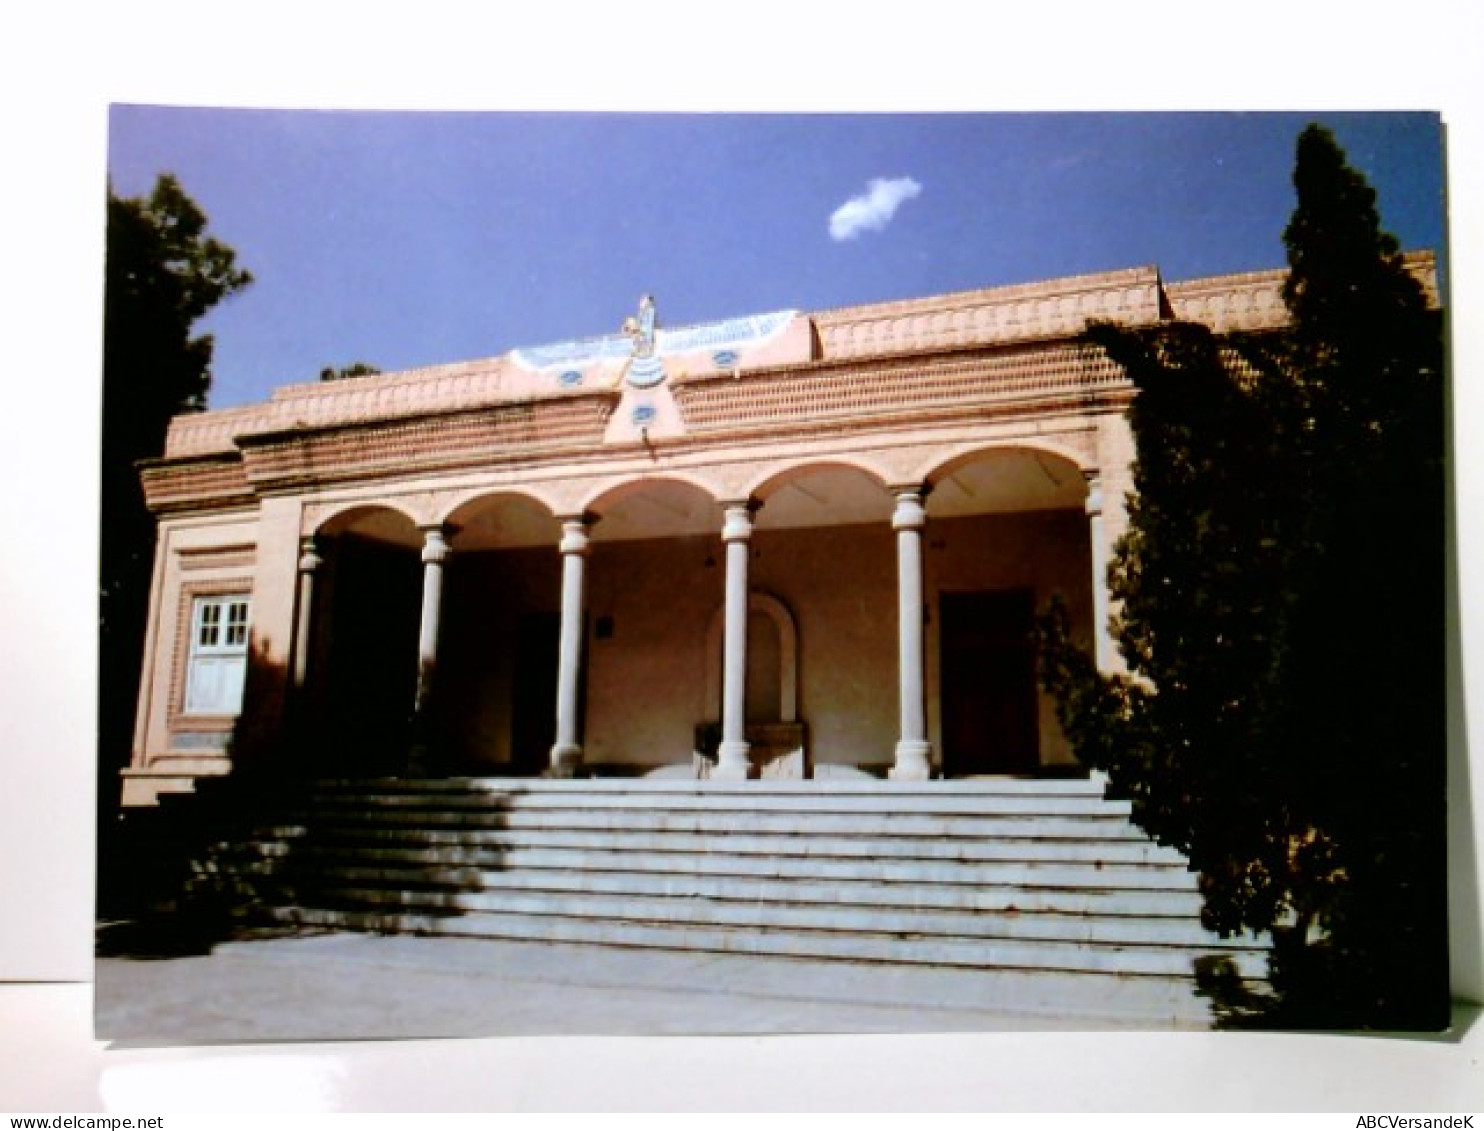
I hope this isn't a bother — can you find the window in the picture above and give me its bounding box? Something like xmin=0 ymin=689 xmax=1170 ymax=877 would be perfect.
xmin=184 ymin=595 xmax=251 ymax=715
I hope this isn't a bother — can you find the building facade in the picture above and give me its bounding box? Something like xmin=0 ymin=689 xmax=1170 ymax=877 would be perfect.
xmin=120 ymin=255 xmax=1438 ymax=806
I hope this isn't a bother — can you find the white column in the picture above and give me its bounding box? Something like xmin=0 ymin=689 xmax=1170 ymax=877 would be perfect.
xmin=714 ymin=501 xmax=756 ymax=780
xmin=291 ymin=537 xmax=321 ymax=693
xmin=1084 ymin=473 xmax=1115 ymax=672
xmin=549 ymin=516 xmax=592 ymax=778
xmin=890 ymin=488 xmax=933 ymax=780
xmin=414 ymin=526 xmax=450 ymax=719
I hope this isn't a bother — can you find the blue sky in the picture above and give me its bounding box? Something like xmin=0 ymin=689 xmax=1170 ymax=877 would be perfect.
xmin=107 ymin=109 xmax=1447 ymax=410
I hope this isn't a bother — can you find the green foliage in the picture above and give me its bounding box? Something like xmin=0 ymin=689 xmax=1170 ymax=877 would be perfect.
xmin=99 ymin=175 xmax=252 ymax=816
xmin=104 ymin=175 xmax=253 ymax=435
xmin=319 ymin=362 xmax=381 ymax=382
xmin=1039 ymin=126 xmax=1447 ymax=1029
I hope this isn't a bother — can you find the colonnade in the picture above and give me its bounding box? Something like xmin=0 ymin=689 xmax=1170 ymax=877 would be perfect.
xmin=287 ymin=477 xmax=1114 ymax=780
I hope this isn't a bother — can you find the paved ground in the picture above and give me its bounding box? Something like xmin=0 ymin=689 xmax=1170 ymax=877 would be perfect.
xmin=94 ymin=927 xmax=1213 ymax=1044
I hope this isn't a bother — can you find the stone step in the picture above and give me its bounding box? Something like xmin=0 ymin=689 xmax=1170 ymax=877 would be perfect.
xmin=255 ymin=840 xmax=1201 ymax=891
xmin=252 ymin=824 xmax=1195 ymax=868
xmin=310 ymin=776 xmax=1114 ymax=798
xmin=291 ymin=803 xmax=1148 ymax=841
xmin=267 ymin=904 xmax=1268 ymax=981
xmin=192 ymin=776 xmax=1271 ymax=1000
xmin=271 ymin=860 xmax=1211 ymax=917
xmin=304 ymin=786 xmax=1133 ymax=819
xmin=295 ymin=881 xmax=1262 ymax=952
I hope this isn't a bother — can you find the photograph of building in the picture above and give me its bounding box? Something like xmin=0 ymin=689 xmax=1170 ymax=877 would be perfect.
xmin=95 ymin=110 xmax=1451 ymax=1040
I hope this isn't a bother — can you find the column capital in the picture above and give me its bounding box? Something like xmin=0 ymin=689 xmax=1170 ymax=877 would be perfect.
xmin=557 ymin=515 xmax=594 ymax=557
xmin=420 ymin=525 xmax=451 ymax=564
xmin=297 ymin=537 xmax=322 ymax=573
xmin=720 ymin=499 xmax=758 ymax=543
xmin=1083 ymin=472 xmax=1104 ymax=518
xmin=890 ymin=487 xmax=929 ymax=531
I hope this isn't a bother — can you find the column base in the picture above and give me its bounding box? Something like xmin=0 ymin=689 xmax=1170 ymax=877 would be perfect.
xmin=548 ymin=743 xmax=585 ymax=779
xmin=889 ymin=739 xmax=934 ymax=781
xmin=712 ymin=739 xmax=755 ymax=780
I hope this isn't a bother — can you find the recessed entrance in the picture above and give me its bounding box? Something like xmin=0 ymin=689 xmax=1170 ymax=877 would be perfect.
xmin=509 ymin=610 xmax=562 ymax=775
xmin=939 ymin=589 xmax=1040 ymax=776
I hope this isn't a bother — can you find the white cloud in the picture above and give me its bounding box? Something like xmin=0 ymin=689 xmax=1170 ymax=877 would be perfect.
xmin=829 ymin=176 xmax=923 ymax=241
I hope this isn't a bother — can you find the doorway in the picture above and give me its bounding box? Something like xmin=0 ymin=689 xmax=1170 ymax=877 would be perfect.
xmin=939 ymin=589 xmax=1040 ymax=776
xmin=509 ymin=611 xmax=563 ymax=775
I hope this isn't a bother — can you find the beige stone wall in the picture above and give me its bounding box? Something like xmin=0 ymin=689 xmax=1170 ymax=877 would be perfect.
xmin=124 ymin=511 xmax=260 ymax=804
xmin=583 ymin=535 xmax=723 ymax=768
xmin=751 ymin=523 xmax=900 ymax=769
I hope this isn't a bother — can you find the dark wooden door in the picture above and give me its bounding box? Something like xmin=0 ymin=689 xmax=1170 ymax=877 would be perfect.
xmin=939 ymin=589 xmax=1040 ymax=776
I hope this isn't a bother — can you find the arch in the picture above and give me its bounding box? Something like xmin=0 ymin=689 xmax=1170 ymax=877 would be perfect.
xmin=440 ymin=485 xmax=562 ymax=526
xmin=441 ymin=488 xmax=562 ymax=552
xmin=920 ymin=437 xmax=1092 ymax=488
xmin=312 ymin=501 xmax=424 ymax=546
xmin=918 ymin=440 xmax=1090 ymax=520
xmin=746 ymin=458 xmax=896 ymax=533
xmin=305 ymin=502 xmax=425 ymax=776
xmin=703 ymin=591 xmax=798 ymax=724
xmin=581 ymin=473 xmax=723 ymax=544
xmin=745 ymin=455 xmax=892 ymax=503
xmin=579 ymin=470 xmax=721 ymax=516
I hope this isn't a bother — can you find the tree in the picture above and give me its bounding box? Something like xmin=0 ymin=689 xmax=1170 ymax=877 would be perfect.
xmin=100 ymin=175 xmax=252 ymax=823
xmin=319 ymin=362 xmax=381 ymax=382
xmin=1039 ymin=125 xmax=1447 ymax=1029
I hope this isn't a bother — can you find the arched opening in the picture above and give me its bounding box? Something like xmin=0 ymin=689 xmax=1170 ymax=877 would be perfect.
xmin=308 ymin=504 xmax=424 ymax=776
xmin=703 ymin=592 xmax=799 ymax=725
xmin=742 ymin=461 xmax=898 ymax=774
xmin=921 ymin=445 xmax=1093 ymax=777
xmin=437 ymin=492 xmax=563 ymax=774
xmin=695 ymin=592 xmax=806 ymax=777
xmin=579 ymin=476 xmax=724 ymax=773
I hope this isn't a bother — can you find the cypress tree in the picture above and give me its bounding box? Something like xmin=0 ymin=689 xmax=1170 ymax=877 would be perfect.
xmin=1039 ymin=124 xmax=1448 ymax=1028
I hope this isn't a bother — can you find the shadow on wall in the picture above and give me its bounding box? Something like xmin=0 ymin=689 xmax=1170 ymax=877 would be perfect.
xmin=97 ymin=640 xmax=508 ymax=960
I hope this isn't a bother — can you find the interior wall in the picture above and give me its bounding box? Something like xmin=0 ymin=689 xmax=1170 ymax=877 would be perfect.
xmin=584 ymin=534 xmax=721 ymax=767
xmin=750 ymin=523 xmax=900 ymax=769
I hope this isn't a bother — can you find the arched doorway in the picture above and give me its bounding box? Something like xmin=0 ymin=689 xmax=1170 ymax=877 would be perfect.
xmin=438 ymin=491 xmax=563 ymax=774
xmin=308 ymin=504 xmax=424 ymax=776
xmin=747 ymin=460 xmax=897 ymax=774
xmin=924 ymin=445 xmax=1092 ymax=776
xmin=700 ymin=592 xmax=804 ymax=776
xmin=580 ymin=475 xmax=724 ymax=772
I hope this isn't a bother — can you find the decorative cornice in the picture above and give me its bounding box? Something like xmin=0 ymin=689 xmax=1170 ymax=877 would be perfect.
xmin=1163 ymin=250 xmax=1439 ymax=333
xmin=163 ymin=405 xmax=276 ymax=459
xmin=140 ymin=253 xmax=1439 ymax=515
xmin=162 ymin=357 xmax=513 ymax=459
xmin=672 ymin=339 xmax=1130 ymax=437
xmin=235 ymin=393 xmax=620 ymax=492
xmin=139 ymin=453 xmax=255 ymax=514
xmin=812 ymin=266 xmax=1164 ymax=360
xmin=177 ymin=543 xmax=257 ymax=572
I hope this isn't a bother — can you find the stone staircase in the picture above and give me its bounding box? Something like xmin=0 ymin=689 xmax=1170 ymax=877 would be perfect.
xmin=217 ymin=776 xmax=1271 ymax=1022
